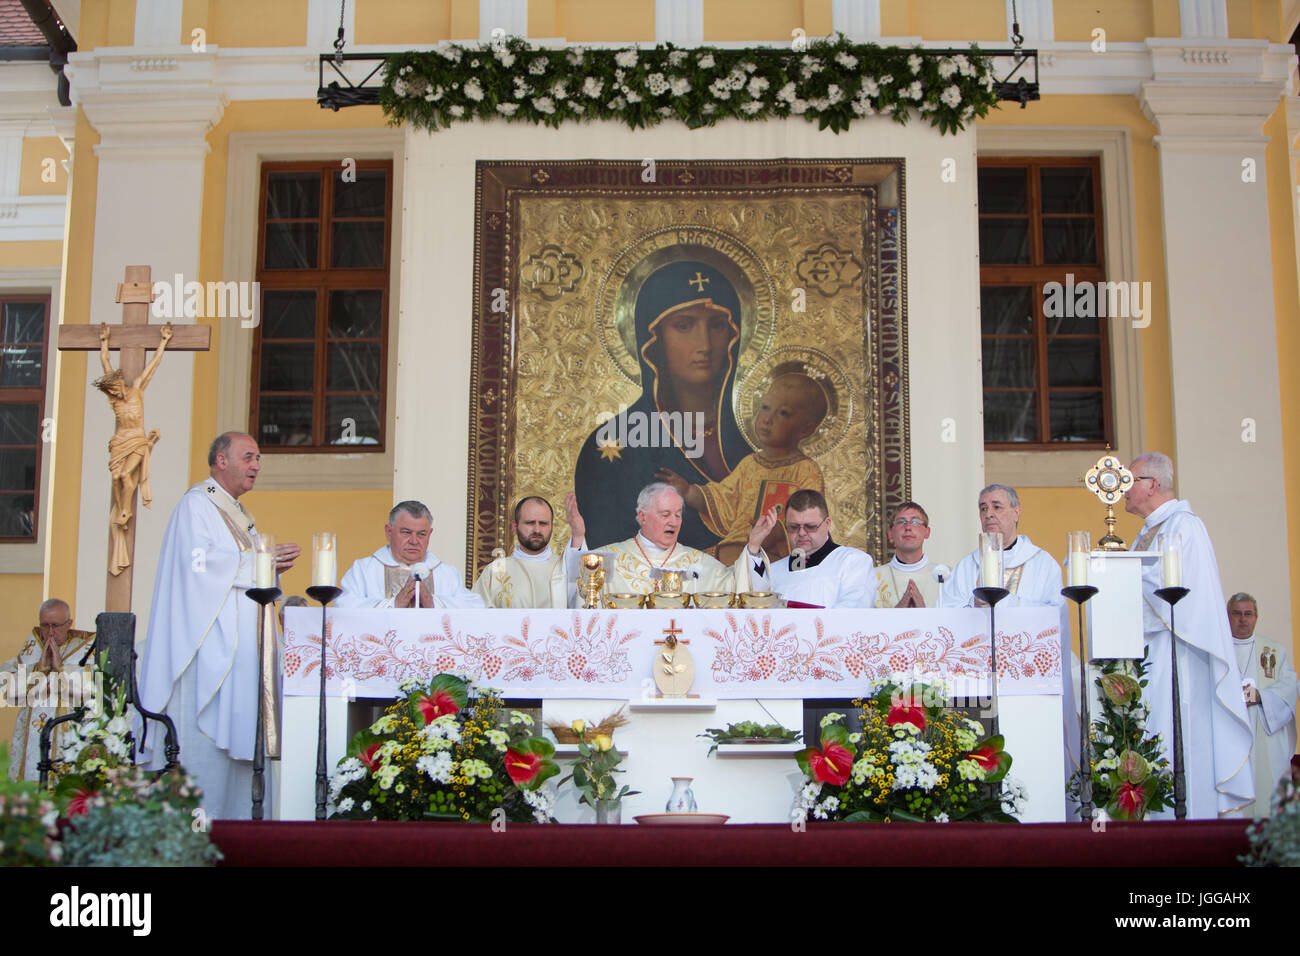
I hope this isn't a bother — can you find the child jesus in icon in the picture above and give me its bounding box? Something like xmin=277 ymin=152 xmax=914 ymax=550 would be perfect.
xmin=658 ymin=372 xmax=826 ymax=564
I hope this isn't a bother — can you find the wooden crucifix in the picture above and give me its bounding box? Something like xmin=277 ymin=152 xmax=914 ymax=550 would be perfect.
xmin=57 ymin=265 xmax=211 ymax=613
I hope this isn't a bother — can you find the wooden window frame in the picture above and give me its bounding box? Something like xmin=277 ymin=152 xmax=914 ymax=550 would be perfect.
xmin=0 ymin=293 xmax=51 ymax=543
xmin=979 ymin=156 xmax=1114 ymax=451
xmin=251 ymin=159 xmax=393 ymax=453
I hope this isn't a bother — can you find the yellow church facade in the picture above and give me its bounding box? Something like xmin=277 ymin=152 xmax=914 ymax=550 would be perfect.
xmin=0 ymin=0 xmax=1297 ymax=748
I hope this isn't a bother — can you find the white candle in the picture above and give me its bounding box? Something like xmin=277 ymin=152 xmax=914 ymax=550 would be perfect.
xmin=1069 ymin=551 xmax=1088 ymax=587
xmin=981 ymin=550 xmax=998 ymax=588
xmin=1162 ymin=550 xmax=1181 ymax=588
xmin=255 ymin=551 xmax=276 ymax=588
xmin=314 ymin=550 xmax=336 ymax=588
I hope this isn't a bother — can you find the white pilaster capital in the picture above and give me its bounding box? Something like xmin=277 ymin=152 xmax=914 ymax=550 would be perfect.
xmin=47 ymin=106 xmax=76 ymax=156
xmin=66 ymin=49 xmax=227 ymax=158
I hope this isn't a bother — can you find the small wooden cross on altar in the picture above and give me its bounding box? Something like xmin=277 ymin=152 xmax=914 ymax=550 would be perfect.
xmin=57 ymin=265 xmax=211 ymax=613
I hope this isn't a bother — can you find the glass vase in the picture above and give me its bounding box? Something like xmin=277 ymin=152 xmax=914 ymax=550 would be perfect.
xmin=594 ymin=799 xmax=621 ymax=825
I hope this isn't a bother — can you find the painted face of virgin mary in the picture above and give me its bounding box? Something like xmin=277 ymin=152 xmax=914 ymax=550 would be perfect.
xmin=655 ymin=302 xmax=733 ymax=389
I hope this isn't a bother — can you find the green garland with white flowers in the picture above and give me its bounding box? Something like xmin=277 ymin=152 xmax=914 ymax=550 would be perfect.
xmin=380 ymin=34 xmax=999 ymax=136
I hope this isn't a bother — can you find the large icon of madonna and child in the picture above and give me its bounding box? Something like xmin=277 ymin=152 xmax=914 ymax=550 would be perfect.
xmin=573 ymin=251 xmax=849 ymax=563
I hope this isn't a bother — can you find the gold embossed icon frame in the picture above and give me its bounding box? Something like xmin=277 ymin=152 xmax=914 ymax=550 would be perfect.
xmin=467 ymin=159 xmax=909 ymax=583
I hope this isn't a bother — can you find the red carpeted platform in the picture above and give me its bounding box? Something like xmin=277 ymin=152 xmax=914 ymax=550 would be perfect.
xmin=211 ymin=819 xmax=1251 ymax=866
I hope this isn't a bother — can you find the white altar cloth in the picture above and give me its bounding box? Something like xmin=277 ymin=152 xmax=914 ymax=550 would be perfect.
xmin=282 ymin=607 xmax=1062 ymax=700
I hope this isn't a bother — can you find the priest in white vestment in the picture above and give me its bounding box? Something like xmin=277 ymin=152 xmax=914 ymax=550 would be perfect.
xmin=1 ymin=599 xmax=95 ymax=781
xmin=564 ymin=482 xmax=776 ymax=601
xmin=139 ymin=432 xmax=301 ymax=819
xmin=873 ymin=501 xmax=943 ymax=608
xmin=337 ymin=500 xmax=484 ymax=610
xmin=770 ymin=489 xmax=873 ymax=608
xmin=473 ymin=496 xmax=571 ymax=608
xmin=1226 ymin=592 xmax=1296 ymax=817
xmin=1125 ymin=453 xmax=1253 ymax=819
xmin=941 ymin=485 xmax=1065 ymax=610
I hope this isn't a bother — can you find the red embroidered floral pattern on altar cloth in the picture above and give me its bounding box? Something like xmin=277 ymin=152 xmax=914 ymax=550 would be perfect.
xmin=280 ymin=607 xmax=1062 ymax=699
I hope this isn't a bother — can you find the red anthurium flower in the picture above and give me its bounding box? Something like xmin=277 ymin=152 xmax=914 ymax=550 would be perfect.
xmin=807 ymin=741 xmax=853 ymax=786
xmin=505 ymin=748 xmax=541 ymax=785
xmin=886 ymin=703 xmax=927 ymax=732
xmin=417 ymin=690 xmax=460 ymax=724
xmin=66 ymin=788 xmax=96 ymax=817
xmin=966 ymin=743 xmax=1000 ymax=772
xmin=1114 ymin=780 xmax=1147 ymax=818
xmin=358 ymin=742 xmax=383 ymax=773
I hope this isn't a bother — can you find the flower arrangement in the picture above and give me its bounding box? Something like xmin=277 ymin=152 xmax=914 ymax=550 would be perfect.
xmin=52 ymin=683 xmax=133 ymax=792
xmin=0 ymin=745 xmax=61 ymax=865
xmin=794 ymin=679 xmax=1024 ymax=822
xmin=1069 ymin=659 xmax=1172 ymax=821
xmin=382 ymin=34 xmax=999 ymax=137
xmin=330 ymin=673 xmax=560 ymax=823
xmin=1242 ymin=765 xmax=1300 ymax=867
xmin=559 ymin=720 xmax=638 ymax=819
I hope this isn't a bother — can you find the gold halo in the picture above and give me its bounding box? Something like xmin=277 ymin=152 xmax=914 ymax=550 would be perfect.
xmin=733 ymin=347 xmax=853 ymax=458
xmin=594 ymin=227 xmax=777 ymax=386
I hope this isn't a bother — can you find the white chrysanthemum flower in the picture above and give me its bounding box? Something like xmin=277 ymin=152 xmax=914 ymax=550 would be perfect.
xmin=708 ymin=79 xmax=731 ymax=100
xmin=551 ymin=80 xmax=568 ymax=100
xmin=615 ymin=49 xmax=638 ymax=68
xmin=669 ymin=76 xmax=690 ymax=96
xmin=835 ymin=51 xmax=858 ymax=69
xmin=747 ymin=76 xmax=769 ymax=97
xmin=668 ymin=50 xmax=687 ymax=66
xmin=437 ymin=44 xmax=463 ymax=63
xmin=906 ymin=80 xmax=923 ymax=100
xmin=698 ymin=53 xmax=716 ymax=69
xmin=625 ymin=90 xmax=642 ymax=103
xmin=657 ymin=106 xmax=671 ymax=116
xmin=463 ymin=79 xmax=484 ymax=102
xmin=567 ymin=50 xmax=584 ymax=65
xmin=496 ymin=103 xmax=519 ymax=116
xmin=934 ymin=811 xmax=950 ymax=823
xmin=955 ymin=55 xmax=973 ymax=76
xmin=799 ymin=55 xmax=824 ymax=79
xmin=449 ymin=103 xmax=464 ymax=117
xmin=826 ymin=84 xmax=843 ymax=104
xmin=647 ymin=72 xmax=669 ymax=95
xmin=609 ymin=96 xmax=627 ymax=109
xmin=938 ymin=57 xmax=957 ymax=79
xmin=908 ymin=53 xmax=923 ymax=73
xmin=940 ymin=85 xmax=961 ymax=108
xmin=529 ymin=57 xmax=548 ymax=75
xmin=740 ymin=100 xmax=763 ymax=114
xmin=495 ymin=49 xmax=516 ymax=68
xmin=790 ymin=98 xmax=808 ymax=114
xmin=583 ymin=76 xmax=604 ymax=99
xmin=336 ymin=796 xmax=354 ymax=813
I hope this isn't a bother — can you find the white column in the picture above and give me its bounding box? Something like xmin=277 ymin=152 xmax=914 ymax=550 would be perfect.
xmin=133 ymin=0 xmax=182 ymax=47
xmin=832 ymin=0 xmax=881 ymax=40
xmin=66 ymin=52 xmax=225 ymax=633
xmin=480 ymin=0 xmax=528 ymax=40
xmin=655 ymin=0 xmax=703 ymax=46
xmin=0 ymin=120 xmax=28 ymax=219
xmin=1178 ymin=0 xmax=1229 ymax=38
xmin=1139 ymin=42 xmax=1293 ymax=639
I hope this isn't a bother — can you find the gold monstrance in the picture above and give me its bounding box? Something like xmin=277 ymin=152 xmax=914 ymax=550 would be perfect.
xmin=1084 ymin=455 xmax=1134 ymax=550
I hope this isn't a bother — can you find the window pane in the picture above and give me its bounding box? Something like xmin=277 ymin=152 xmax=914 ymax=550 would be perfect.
xmin=977 ymin=168 xmax=1027 ymax=214
xmin=1040 ymin=167 xmax=1094 ymax=215
xmin=262 ymin=290 xmax=317 ymax=339
xmin=327 ymin=395 xmax=381 ymax=445
xmin=331 ymin=222 xmax=385 ymax=268
xmin=259 ymin=343 xmax=315 ymax=391
xmin=258 ymin=397 xmax=313 ymax=446
xmin=329 ymin=290 xmax=383 ymax=339
xmin=1042 ymin=218 xmax=1097 ymax=264
xmin=0 ymin=495 xmax=34 ymax=536
xmin=0 ymin=404 xmax=39 ymax=444
xmin=1049 ymin=391 xmax=1105 ymax=441
xmin=981 ymin=286 xmax=1033 ymax=336
xmin=979 ymin=219 xmax=1030 ymax=264
xmin=981 ymin=338 xmax=1035 ymax=388
xmin=3 ymin=302 xmax=45 ymax=344
xmin=333 ymin=170 xmax=387 ymax=218
xmin=0 ymin=447 xmax=37 ymax=491
xmin=264 ymin=222 xmax=319 ymax=269
xmin=984 ymin=392 xmax=1036 ymax=443
xmin=328 ymin=343 xmax=381 ymax=391
xmin=1047 ymin=339 xmax=1102 ymax=387
xmin=266 ymin=172 xmax=320 ymax=220
xmin=1044 ymin=299 xmax=1098 ymax=335
xmin=0 ymin=346 xmax=41 ymax=387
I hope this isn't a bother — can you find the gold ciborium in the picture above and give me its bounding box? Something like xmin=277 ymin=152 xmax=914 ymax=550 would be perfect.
xmin=578 ymin=551 xmax=613 ymax=609
xmin=1083 ymin=455 xmax=1134 ymax=551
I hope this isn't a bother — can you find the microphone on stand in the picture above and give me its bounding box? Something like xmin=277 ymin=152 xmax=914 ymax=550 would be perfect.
xmin=931 ymin=564 xmax=951 ymax=610
xmin=790 ymin=548 xmax=807 ymax=572
xmin=409 ymin=562 xmax=431 ymax=608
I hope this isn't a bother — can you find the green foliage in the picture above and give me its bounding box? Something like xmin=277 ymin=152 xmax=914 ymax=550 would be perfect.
xmin=1242 ymin=770 xmax=1300 ymax=867
xmin=61 ymin=801 xmax=222 ymax=867
xmin=560 ymin=735 xmax=639 ymax=809
xmin=0 ymin=745 xmax=61 ymax=866
xmin=381 ymin=35 xmax=999 ymax=138
xmin=699 ymin=720 xmax=801 ymax=755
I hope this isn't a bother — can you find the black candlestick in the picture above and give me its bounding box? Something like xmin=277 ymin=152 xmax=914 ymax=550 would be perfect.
xmin=1155 ymin=585 xmax=1189 ymax=821
xmin=245 ymin=586 xmax=281 ymax=821
xmin=1061 ymin=584 xmax=1099 ymax=821
xmin=972 ymin=586 xmax=1010 ymax=739
xmin=305 ymin=584 xmax=342 ymax=821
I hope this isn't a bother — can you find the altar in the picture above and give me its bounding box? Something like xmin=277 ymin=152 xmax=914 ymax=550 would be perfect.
xmin=277 ymin=605 xmax=1068 ymax=824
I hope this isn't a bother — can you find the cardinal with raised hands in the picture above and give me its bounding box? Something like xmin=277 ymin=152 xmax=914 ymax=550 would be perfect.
xmin=335 ymin=500 xmax=484 ymax=610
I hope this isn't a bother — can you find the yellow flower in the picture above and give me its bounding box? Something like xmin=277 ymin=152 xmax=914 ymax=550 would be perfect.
xmin=571 ymin=718 xmax=586 ymax=735
xmin=593 ymin=734 xmax=613 ymax=752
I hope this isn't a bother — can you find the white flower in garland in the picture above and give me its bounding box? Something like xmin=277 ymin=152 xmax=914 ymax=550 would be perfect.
xmin=668 ymin=50 xmax=686 ymax=66
xmin=529 ymin=56 xmax=549 ymax=75
xmin=776 ymin=81 xmax=797 ymax=103
xmin=938 ymin=57 xmax=958 ymax=79
xmin=625 ymin=90 xmax=642 ymax=103
xmin=582 ymin=76 xmax=604 ymax=99
xmin=702 ymin=102 xmax=716 ymax=113
xmin=532 ymin=96 xmax=556 ymax=114
xmin=336 ymin=796 xmax=355 ymax=813
xmin=469 ymin=59 xmax=479 ymax=68
xmin=436 ymin=44 xmax=463 ymax=63
xmin=799 ymin=55 xmax=824 ymax=79
xmin=955 ymin=55 xmax=974 ymax=77
xmin=608 ymin=96 xmax=626 ymax=109
xmin=521 ymin=786 xmax=555 ymax=823
xmin=981 ymin=71 xmax=995 ymax=90
xmin=657 ymin=106 xmax=671 ymax=116
xmin=790 ymin=98 xmax=808 ymax=114
xmin=697 ymin=52 xmax=715 ymax=69
xmin=417 ymin=751 xmax=454 ymax=784
xmin=934 ymin=811 xmax=950 ymax=823
xmin=615 ymin=48 xmax=639 ymax=68
xmin=551 ymin=79 xmax=569 ymax=100
xmin=740 ymin=101 xmax=763 ymax=114
xmin=908 ymin=53 xmax=923 ymax=74
xmin=495 ymin=48 xmax=516 ymax=68
xmin=647 ymin=72 xmax=669 ymax=95
xmin=725 ymin=68 xmax=747 ymax=90
xmin=879 ymin=73 xmax=894 ymax=86
xmin=708 ymin=78 xmax=732 ymax=100
xmin=567 ymin=49 xmax=584 ymax=66
xmin=747 ymin=76 xmax=769 ymax=97
xmin=835 ymin=51 xmax=858 ymax=69
xmin=464 ymin=79 xmax=484 ymax=102
xmin=905 ymin=80 xmax=923 ymax=100
xmin=571 ymin=103 xmax=584 ymax=113
xmin=670 ymin=76 xmax=691 ymax=96
xmin=826 ymin=84 xmax=844 ymax=104
xmin=939 ymin=85 xmax=961 ymax=108
xmin=497 ymin=100 xmax=519 ymax=115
